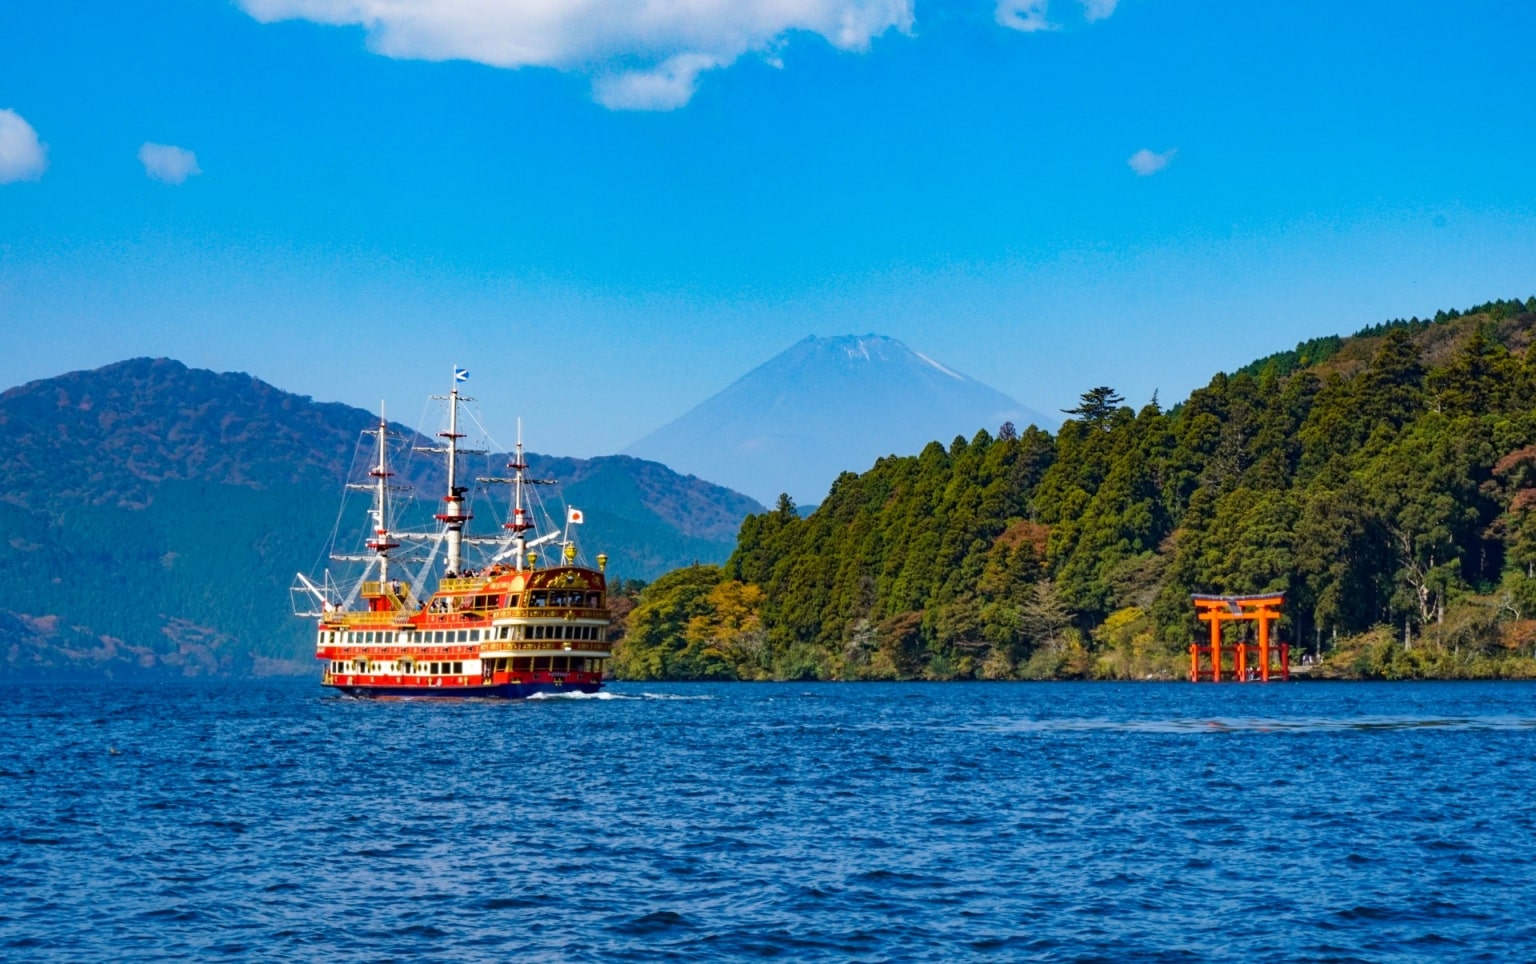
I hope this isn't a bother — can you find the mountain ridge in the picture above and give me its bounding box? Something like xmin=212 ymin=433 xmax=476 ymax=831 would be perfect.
xmin=0 ymin=358 xmax=762 ymax=677
xmin=625 ymin=334 xmax=1052 ymax=504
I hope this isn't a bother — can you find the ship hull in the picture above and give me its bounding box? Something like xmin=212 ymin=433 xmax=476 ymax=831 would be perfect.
xmin=329 ymin=680 xmax=602 ymax=699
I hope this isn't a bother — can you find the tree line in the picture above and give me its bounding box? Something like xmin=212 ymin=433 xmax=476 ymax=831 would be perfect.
xmin=611 ymin=298 xmax=1536 ymax=681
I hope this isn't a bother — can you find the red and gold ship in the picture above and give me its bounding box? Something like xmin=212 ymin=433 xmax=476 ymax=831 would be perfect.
xmin=293 ymin=368 xmax=612 ymax=698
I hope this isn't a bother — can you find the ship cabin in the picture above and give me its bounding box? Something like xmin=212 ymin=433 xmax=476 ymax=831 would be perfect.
xmin=315 ymin=562 xmax=613 ymax=691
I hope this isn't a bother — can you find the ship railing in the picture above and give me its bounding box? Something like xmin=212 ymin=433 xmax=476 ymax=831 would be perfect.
xmin=481 ymin=641 xmax=613 ymax=654
xmin=330 ymin=613 xmax=414 ymax=628
xmin=490 ymin=606 xmax=610 ymax=620
xmin=361 ymin=580 xmax=416 ymax=608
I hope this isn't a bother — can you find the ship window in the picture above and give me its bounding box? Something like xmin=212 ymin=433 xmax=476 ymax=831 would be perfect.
xmin=531 ymin=592 xmax=548 ymax=607
xmin=432 ymin=631 xmax=443 ymax=643
xmin=453 ymin=661 xmax=463 ymax=674
xmin=507 ymin=594 xmax=522 ymax=608
xmin=470 ymin=630 xmax=480 ymax=642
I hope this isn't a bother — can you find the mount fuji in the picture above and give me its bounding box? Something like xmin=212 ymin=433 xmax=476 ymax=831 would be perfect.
xmin=624 ymin=335 xmax=1053 ymax=505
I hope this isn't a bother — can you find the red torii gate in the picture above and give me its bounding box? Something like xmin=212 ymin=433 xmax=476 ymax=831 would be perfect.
xmin=1189 ymin=593 xmax=1289 ymax=682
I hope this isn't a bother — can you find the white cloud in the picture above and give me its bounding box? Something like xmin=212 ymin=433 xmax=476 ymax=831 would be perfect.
xmin=0 ymin=109 xmax=48 ymax=183
xmin=995 ymin=0 xmax=1119 ymax=32
xmin=1127 ymin=147 xmax=1176 ymax=176
xmin=238 ymin=0 xmax=914 ymax=110
xmin=593 ymin=53 xmax=720 ymax=112
xmin=995 ymin=0 xmax=1052 ymax=32
xmin=139 ymin=143 xmax=202 ymax=184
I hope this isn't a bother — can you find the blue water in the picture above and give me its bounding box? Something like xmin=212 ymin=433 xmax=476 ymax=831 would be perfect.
xmin=3 ymin=680 xmax=1535 ymax=961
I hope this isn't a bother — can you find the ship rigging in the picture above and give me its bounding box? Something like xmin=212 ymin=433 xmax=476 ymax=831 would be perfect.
xmin=291 ymin=368 xmax=613 ymax=698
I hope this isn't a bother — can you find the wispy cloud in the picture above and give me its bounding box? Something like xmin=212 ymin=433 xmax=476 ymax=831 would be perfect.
xmin=139 ymin=143 xmax=201 ymax=184
xmin=995 ymin=0 xmax=1053 ymax=32
xmin=0 ymin=109 xmax=48 ymax=183
xmin=996 ymin=0 xmax=1119 ymax=32
xmin=1081 ymin=0 xmax=1119 ymax=22
xmin=1127 ymin=147 xmax=1176 ymax=176
xmin=593 ymin=54 xmax=721 ymax=112
xmin=238 ymin=0 xmax=914 ymax=111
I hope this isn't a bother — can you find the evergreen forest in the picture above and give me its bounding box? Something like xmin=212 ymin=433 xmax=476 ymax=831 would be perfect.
xmin=612 ymin=298 xmax=1536 ymax=681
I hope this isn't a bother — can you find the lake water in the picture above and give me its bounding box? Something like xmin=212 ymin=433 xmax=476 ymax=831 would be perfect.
xmin=3 ymin=679 xmax=1534 ymax=961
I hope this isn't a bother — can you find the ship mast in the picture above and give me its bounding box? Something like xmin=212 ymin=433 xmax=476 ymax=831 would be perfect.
xmin=507 ymin=420 xmax=533 ymax=570
xmin=424 ymin=367 xmax=476 ymax=576
xmin=336 ymin=409 xmax=403 ymax=583
xmin=362 ymin=410 xmax=400 ymax=583
xmin=475 ymin=417 xmax=558 ymax=569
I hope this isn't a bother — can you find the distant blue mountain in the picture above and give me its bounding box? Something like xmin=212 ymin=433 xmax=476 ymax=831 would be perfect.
xmin=624 ymin=335 xmax=1053 ymax=504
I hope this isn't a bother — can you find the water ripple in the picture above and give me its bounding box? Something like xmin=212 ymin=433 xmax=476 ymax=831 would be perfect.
xmin=1 ymin=679 xmax=1533 ymax=961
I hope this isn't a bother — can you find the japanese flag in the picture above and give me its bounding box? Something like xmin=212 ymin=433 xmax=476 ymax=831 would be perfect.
xmin=567 ymin=507 xmax=585 ymax=525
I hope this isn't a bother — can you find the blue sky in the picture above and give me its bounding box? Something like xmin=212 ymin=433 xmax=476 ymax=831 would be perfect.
xmin=2 ymin=0 xmax=1534 ymax=457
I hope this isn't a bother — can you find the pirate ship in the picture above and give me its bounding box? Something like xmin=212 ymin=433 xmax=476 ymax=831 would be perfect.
xmin=292 ymin=368 xmax=612 ymax=697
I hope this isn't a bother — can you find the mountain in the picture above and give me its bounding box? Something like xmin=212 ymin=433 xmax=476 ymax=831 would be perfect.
xmin=624 ymin=334 xmax=1052 ymax=505
xmin=611 ymin=297 xmax=1536 ymax=682
xmin=0 ymin=358 xmax=762 ymax=677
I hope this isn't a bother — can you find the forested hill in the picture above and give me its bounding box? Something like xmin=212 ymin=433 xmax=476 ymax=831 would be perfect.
xmin=0 ymin=358 xmax=761 ymax=677
xmin=613 ymin=296 xmax=1536 ymax=681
